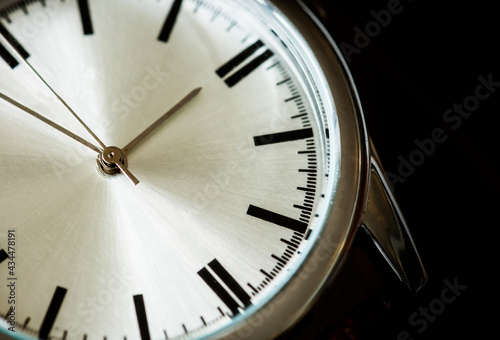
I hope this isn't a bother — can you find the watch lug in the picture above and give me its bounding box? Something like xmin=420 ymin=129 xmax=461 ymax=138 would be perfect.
xmin=361 ymin=157 xmax=427 ymax=294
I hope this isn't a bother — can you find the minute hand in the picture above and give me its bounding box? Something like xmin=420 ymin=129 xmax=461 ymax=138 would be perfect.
xmin=122 ymin=87 xmax=202 ymax=154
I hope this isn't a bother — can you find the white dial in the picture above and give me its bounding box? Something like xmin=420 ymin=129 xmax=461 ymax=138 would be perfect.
xmin=0 ymin=0 xmax=341 ymax=339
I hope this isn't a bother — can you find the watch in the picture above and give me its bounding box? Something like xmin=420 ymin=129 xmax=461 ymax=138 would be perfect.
xmin=0 ymin=0 xmax=427 ymax=339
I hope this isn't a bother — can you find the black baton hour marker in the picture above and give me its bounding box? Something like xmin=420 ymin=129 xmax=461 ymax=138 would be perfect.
xmin=247 ymin=205 xmax=307 ymax=234
xmin=216 ymin=40 xmax=274 ymax=87
xmin=0 ymin=249 xmax=7 ymax=263
xmin=39 ymin=286 xmax=67 ymax=340
xmin=134 ymin=295 xmax=151 ymax=340
xmin=77 ymin=0 xmax=94 ymax=35
xmin=198 ymin=259 xmax=252 ymax=317
xmin=158 ymin=0 xmax=183 ymax=42
xmin=254 ymin=128 xmax=314 ymax=146
xmin=0 ymin=22 xmax=30 ymax=68
xmin=0 ymin=43 xmax=18 ymax=68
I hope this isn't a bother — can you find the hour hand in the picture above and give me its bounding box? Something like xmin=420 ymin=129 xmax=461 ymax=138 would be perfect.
xmin=122 ymin=87 xmax=202 ymax=154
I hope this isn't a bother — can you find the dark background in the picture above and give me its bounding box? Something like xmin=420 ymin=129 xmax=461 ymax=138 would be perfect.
xmin=304 ymin=0 xmax=497 ymax=339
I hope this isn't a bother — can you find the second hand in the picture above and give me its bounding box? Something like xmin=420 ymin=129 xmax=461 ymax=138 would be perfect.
xmin=1 ymin=41 xmax=106 ymax=150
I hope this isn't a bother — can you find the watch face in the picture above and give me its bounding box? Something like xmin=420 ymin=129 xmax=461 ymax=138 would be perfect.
xmin=0 ymin=0 xmax=353 ymax=339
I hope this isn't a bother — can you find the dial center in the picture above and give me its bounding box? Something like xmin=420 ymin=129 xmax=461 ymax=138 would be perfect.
xmin=97 ymin=146 xmax=128 ymax=177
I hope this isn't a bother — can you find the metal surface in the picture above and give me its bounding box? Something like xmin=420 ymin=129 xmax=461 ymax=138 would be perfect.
xmin=362 ymin=157 xmax=427 ymax=293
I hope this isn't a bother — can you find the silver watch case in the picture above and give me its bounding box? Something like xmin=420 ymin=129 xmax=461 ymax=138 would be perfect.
xmin=0 ymin=0 xmax=427 ymax=339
